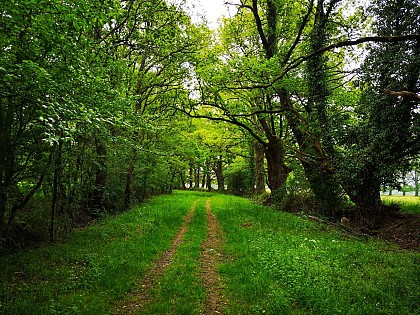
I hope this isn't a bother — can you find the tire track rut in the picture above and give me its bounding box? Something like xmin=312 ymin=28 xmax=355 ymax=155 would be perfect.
xmin=199 ymin=198 xmax=227 ymax=314
xmin=115 ymin=200 xmax=198 ymax=314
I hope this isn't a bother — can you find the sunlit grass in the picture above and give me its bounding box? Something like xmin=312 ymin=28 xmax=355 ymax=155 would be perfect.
xmin=138 ymin=198 xmax=208 ymax=314
xmin=211 ymin=194 xmax=419 ymax=315
xmin=381 ymin=195 xmax=420 ymax=214
xmin=0 ymin=192 xmax=205 ymax=314
xmin=1 ymin=191 xmax=418 ymax=315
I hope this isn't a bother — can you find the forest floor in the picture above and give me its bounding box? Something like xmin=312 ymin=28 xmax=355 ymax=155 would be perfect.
xmin=350 ymin=211 xmax=420 ymax=251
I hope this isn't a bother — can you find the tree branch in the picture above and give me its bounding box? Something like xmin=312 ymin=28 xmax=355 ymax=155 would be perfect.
xmin=282 ymin=0 xmax=314 ymax=66
xmin=283 ymin=34 xmax=420 ymax=77
xmin=384 ymin=90 xmax=420 ymax=101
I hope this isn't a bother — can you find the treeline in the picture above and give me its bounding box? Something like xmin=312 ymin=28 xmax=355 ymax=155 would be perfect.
xmin=0 ymin=0 xmax=206 ymax=247
xmin=1 ymin=0 xmax=419 ymax=250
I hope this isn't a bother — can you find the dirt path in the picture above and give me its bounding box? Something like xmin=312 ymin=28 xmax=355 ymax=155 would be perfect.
xmin=199 ymin=198 xmax=227 ymax=314
xmin=115 ymin=198 xmax=227 ymax=314
xmin=115 ymin=200 xmax=198 ymax=314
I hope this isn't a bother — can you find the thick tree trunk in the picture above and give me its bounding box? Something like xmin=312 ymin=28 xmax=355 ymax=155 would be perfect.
xmin=264 ymin=137 xmax=289 ymax=198
xmin=0 ymin=104 xmax=14 ymax=238
xmin=280 ymin=86 xmax=343 ymax=215
xmin=201 ymin=172 xmax=206 ymax=189
xmin=206 ymin=161 xmax=212 ymax=192
xmin=179 ymin=172 xmax=186 ymax=190
xmin=343 ymin=163 xmax=384 ymax=228
xmin=249 ymin=142 xmax=256 ymax=194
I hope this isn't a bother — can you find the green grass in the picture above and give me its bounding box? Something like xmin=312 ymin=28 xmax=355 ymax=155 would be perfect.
xmin=1 ymin=191 xmax=419 ymax=315
xmin=211 ymin=194 xmax=419 ymax=315
xmin=381 ymin=195 xmax=420 ymax=214
xmin=0 ymin=191 xmax=207 ymax=314
xmin=138 ymin=197 xmax=208 ymax=314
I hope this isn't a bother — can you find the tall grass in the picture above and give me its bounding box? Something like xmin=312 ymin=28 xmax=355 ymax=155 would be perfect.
xmin=211 ymin=194 xmax=419 ymax=315
xmin=0 ymin=191 xmax=206 ymax=314
xmin=381 ymin=195 xmax=420 ymax=214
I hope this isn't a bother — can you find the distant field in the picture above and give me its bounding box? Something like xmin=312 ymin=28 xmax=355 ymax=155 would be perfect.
xmin=381 ymin=195 xmax=420 ymax=214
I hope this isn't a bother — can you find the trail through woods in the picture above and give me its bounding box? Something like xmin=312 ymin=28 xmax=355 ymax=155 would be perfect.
xmin=115 ymin=198 xmax=227 ymax=314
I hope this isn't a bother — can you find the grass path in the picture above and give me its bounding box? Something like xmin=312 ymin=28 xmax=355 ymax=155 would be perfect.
xmin=115 ymin=200 xmax=199 ymax=314
xmin=1 ymin=191 xmax=418 ymax=314
xmin=115 ymin=196 xmax=228 ymax=314
xmin=199 ymin=199 xmax=227 ymax=314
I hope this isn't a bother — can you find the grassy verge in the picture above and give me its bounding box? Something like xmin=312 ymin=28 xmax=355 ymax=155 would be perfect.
xmin=211 ymin=194 xmax=419 ymax=315
xmin=381 ymin=195 xmax=420 ymax=214
xmin=138 ymin=197 xmax=209 ymax=314
xmin=0 ymin=191 xmax=205 ymax=314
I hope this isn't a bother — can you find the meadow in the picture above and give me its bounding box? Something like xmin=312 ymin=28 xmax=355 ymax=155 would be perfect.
xmin=381 ymin=195 xmax=420 ymax=214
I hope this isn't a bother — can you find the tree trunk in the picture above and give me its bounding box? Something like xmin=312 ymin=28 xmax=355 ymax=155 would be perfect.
xmin=264 ymin=137 xmax=289 ymax=198
xmin=249 ymin=142 xmax=256 ymax=194
xmin=0 ymin=103 xmax=15 ymax=238
xmin=189 ymin=166 xmax=193 ymax=189
xmin=180 ymin=172 xmax=186 ymax=190
xmin=50 ymin=137 xmax=63 ymax=243
xmin=194 ymin=167 xmax=200 ymax=189
xmin=214 ymin=158 xmax=224 ymax=192
xmin=254 ymin=142 xmax=265 ymax=194
xmin=281 ymin=86 xmax=343 ymax=215
xmin=124 ymin=148 xmax=136 ymax=210
xmin=90 ymin=138 xmax=107 ymax=214
xmin=344 ymin=163 xmax=383 ymax=228
xmin=206 ymin=161 xmax=212 ymax=192
xmin=201 ymin=172 xmax=206 ymax=189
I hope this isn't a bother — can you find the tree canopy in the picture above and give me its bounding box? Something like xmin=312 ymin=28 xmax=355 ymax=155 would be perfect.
xmin=1 ymin=0 xmax=419 ymax=248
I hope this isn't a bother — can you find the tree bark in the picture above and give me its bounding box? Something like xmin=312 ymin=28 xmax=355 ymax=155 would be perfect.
xmin=201 ymin=171 xmax=206 ymax=189
xmin=264 ymin=137 xmax=289 ymax=196
xmin=206 ymin=161 xmax=212 ymax=192
xmin=254 ymin=142 xmax=265 ymax=194
xmin=194 ymin=167 xmax=200 ymax=189
xmin=180 ymin=172 xmax=186 ymax=190
xmin=189 ymin=166 xmax=193 ymax=189
xmin=124 ymin=148 xmax=136 ymax=210
xmin=214 ymin=157 xmax=225 ymax=192
xmin=50 ymin=136 xmax=63 ymax=243
xmin=90 ymin=138 xmax=107 ymax=214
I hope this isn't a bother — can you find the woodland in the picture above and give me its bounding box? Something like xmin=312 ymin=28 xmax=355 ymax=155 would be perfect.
xmin=0 ymin=0 xmax=419 ymax=250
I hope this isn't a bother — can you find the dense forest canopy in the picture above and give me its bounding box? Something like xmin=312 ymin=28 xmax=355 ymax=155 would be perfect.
xmin=0 ymin=0 xmax=419 ymax=248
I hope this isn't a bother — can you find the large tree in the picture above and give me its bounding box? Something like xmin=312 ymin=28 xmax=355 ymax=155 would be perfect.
xmin=338 ymin=0 xmax=420 ymax=226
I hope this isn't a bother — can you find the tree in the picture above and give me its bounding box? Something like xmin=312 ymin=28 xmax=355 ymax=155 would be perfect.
xmin=338 ymin=0 xmax=420 ymax=225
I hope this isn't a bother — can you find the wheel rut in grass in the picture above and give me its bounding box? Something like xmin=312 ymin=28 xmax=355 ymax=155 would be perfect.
xmin=199 ymin=198 xmax=227 ymax=314
xmin=115 ymin=200 xmax=198 ymax=314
